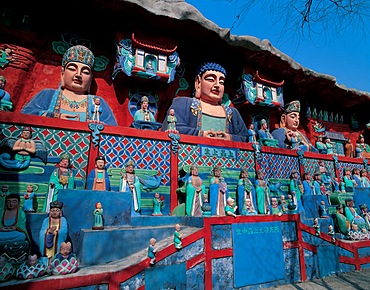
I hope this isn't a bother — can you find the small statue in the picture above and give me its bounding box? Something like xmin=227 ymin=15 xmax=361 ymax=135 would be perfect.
xmin=134 ymin=96 xmax=156 ymax=122
xmin=268 ymin=197 xmax=283 ymax=216
xmin=0 ymin=184 xmax=10 ymax=213
xmin=247 ymin=123 xmax=258 ymax=143
xmin=225 ymin=197 xmax=238 ymax=218
xmin=313 ymin=217 xmax=320 ymax=236
xmin=92 ymin=202 xmax=104 ymax=230
xmin=91 ymin=97 xmax=102 ymax=122
xmin=44 ymin=153 xmax=76 ymax=213
xmin=344 ymin=138 xmax=354 ymax=158
xmin=22 ymin=184 xmax=35 ymax=212
xmin=148 ymin=238 xmax=157 ymax=265
xmin=87 ymin=155 xmax=111 ymax=191
xmin=356 ymin=134 xmax=370 ymax=158
xmin=0 ymin=75 xmax=13 ymax=111
xmin=49 ymin=242 xmax=79 ymax=275
xmin=315 ymin=135 xmax=326 ymax=154
xmin=0 ymin=256 xmax=14 ymax=282
xmin=241 ymin=198 xmax=257 ymax=216
xmin=174 ymin=224 xmax=183 ymax=250
xmin=318 ymin=200 xmax=329 ymax=218
xmin=257 ymin=119 xmax=278 ymax=147
xmin=16 ymin=254 xmax=47 ymax=279
xmin=328 ymin=225 xmax=336 ymax=242
xmin=324 ymin=137 xmax=334 ymax=155
xmin=152 ymin=193 xmax=165 ymax=216
xmin=166 ymin=108 xmax=178 ymax=133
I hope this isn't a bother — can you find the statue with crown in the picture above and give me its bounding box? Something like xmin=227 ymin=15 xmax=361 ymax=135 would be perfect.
xmin=271 ymin=100 xmax=318 ymax=152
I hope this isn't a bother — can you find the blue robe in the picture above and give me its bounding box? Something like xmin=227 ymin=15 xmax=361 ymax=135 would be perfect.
xmin=87 ymin=169 xmax=111 ymax=191
xmin=271 ymin=127 xmax=318 ymax=152
xmin=21 ymin=89 xmax=117 ymax=126
xmin=161 ymin=97 xmax=248 ymax=142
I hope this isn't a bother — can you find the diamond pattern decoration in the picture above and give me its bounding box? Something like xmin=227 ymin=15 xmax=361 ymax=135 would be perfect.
xmin=100 ymin=135 xmax=171 ymax=185
xmin=260 ymin=153 xmax=298 ymax=179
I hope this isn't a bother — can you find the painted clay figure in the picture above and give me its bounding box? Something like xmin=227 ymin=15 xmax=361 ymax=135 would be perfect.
xmin=161 ymin=62 xmax=248 ymax=142
xmin=344 ymin=138 xmax=354 ymax=158
xmin=343 ymin=168 xmax=356 ymax=192
xmin=166 ymin=108 xmax=178 ymax=133
xmin=22 ymin=184 xmax=35 ymax=212
xmin=91 ymin=96 xmax=102 ymax=122
xmin=356 ymin=134 xmax=370 ymax=158
xmin=185 ymin=164 xmax=207 ymax=217
xmin=0 ymin=194 xmax=30 ymax=264
xmin=268 ymin=197 xmax=283 ymax=216
xmin=255 ymin=169 xmax=271 ymax=214
xmin=152 ymin=193 xmax=164 ymax=216
xmin=324 ymin=137 xmax=334 ymax=154
xmin=0 ymin=75 xmax=12 ymax=111
xmin=241 ymin=198 xmax=257 ymax=216
xmin=271 ymin=100 xmax=318 ymax=152
xmin=209 ymin=166 xmax=228 ymax=216
xmin=119 ymin=160 xmax=141 ymax=216
xmin=44 ymin=153 xmax=75 ymax=213
xmin=360 ymin=169 xmax=370 ymax=187
xmin=315 ymin=135 xmax=326 ymax=154
xmin=344 ymin=198 xmax=368 ymax=230
xmin=134 ymin=96 xmax=156 ymax=122
xmin=0 ymin=184 xmax=10 ymax=211
xmin=237 ymin=167 xmax=257 ymax=214
xmin=258 ymin=119 xmax=278 ymax=147
xmin=247 ymin=123 xmax=257 ymax=143
xmin=174 ymin=224 xmax=183 ymax=250
xmin=328 ymin=225 xmax=336 ymax=242
xmin=225 ymin=197 xmax=238 ymax=218
xmin=313 ymin=217 xmax=320 ymax=236
xmin=148 ymin=238 xmax=157 ymax=265
xmin=87 ymin=155 xmax=111 ymax=191
xmin=92 ymin=202 xmax=104 ymax=230
xmin=49 ymin=241 xmax=79 ymax=275
xmin=302 ymin=172 xmax=314 ymax=195
xmin=21 ymin=45 xmax=117 ymax=125
xmin=39 ymin=201 xmax=68 ymax=266
xmin=360 ymin=204 xmax=370 ymax=229
xmin=16 ymin=254 xmax=47 ymax=279
xmin=289 ymin=170 xmax=304 ymax=213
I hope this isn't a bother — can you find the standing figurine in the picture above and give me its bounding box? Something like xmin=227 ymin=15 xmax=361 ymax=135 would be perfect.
xmin=356 ymin=134 xmax=370 ymax=158
xmin=255 ymin=169 xmax=271 ymax=214
xmin=166 ymin=108 xmax=178 ymax=133
xmin=324 ymin=137 xmax=334 ymax=154
xmin=289 ymin=170 xmax=304 ymax=213
xmin=0 ymin=184 xmax=10 ymax=212
xmin=344 ymin=138 xmax=354 ymax=158
xmin=328 ymin=225 xmax=336 ymax=242
xmin=247 ymin=123 xmax=258 ymax=143
xmin=174 ymin=224 xmax=183 ymax=250
xmin=209 ymin=166 xmax=228 ymax=216
xmin=237 ymin=167 xmax=256 ymax=214
xmin=148 ymin=238 xmax=157 ymax=265
xmin=186 ymin=164 xmax=207 ymax=217
xmin=343 ymin=167 xmax=356 ymax=192
xmin=92 ymin=202 xmax=104 ymax=230
xmin=119 ymin=160 xmax=141 ymax=216
xmin=313 ymin=217 xmax=320 ymax=236
xmin=22 ymin=184 xmax=35 ymax=212
xmin=91 ymin=97 xmax=102 ymax=122
xmin=152 ymin=193 xmax=165 ymax=216
xmin=315 ymin=135 xmax=326 ymax=154
xmin=360 ymin=169 xmax=370 ymax=187
xmin=44 ymin=153 xmax=76 ymax=213
xmin=225 ymin=197 xmax=238 ymax=218
xmin=319 ymin=200 xmax=329 ymax=218
xmin=87 ymin=155 xmax=111 ymax=191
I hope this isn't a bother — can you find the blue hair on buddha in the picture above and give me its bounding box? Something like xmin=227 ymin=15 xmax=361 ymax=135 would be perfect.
xmin=196 ymin=62 xmax=227 ymax=77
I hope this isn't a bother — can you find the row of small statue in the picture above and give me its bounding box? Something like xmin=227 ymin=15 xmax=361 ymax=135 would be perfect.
xmin=183 ymin=162 xmax=369 ymax=219
xmin=0 ymin=199 xmax=78 ymax=282
xmin=3 ymin=44 xmax=370 ymax=157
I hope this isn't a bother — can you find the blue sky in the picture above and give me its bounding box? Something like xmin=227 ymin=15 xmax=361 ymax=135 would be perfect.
xmin=186 ymin=0 xmax=370 ymax=93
